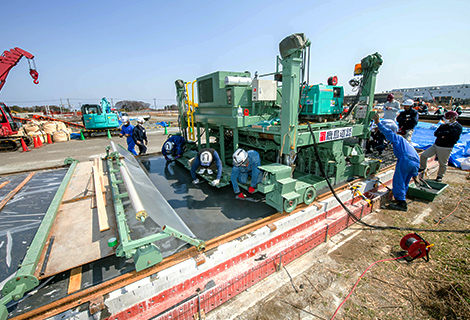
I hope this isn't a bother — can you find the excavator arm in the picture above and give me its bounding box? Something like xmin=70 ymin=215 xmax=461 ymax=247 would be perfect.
xmin=0 ymin=47 xmax=39 ymax=92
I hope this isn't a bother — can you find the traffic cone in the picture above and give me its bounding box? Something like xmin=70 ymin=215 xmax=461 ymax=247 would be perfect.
xmin=37 ymin=135 xmax=44 ymax=147
xmin=107 ymin=130 xmax=112 ymax=139
xmin=33 ymin=136 xmax=39 ymax=148
xmin=47 ymin=133 xmax=53 ymax=144
xmin=20 ymin=138 xmax=30 ymax=152
xmin=80 ymin=130 xmax=85 ymax=140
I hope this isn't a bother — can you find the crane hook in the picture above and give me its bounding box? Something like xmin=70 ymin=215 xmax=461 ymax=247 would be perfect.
xmin=29 ymin=69 xmax=39 ymax=84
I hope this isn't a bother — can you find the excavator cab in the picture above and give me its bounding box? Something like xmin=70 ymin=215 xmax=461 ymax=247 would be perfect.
xmin=81 ymin=104 xmax=119 ymax=130
xmin=0 ymin=103 xmax=21 ymax=135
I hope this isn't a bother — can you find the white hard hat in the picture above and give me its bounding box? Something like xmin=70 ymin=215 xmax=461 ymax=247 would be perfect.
xmin=137 ymin=117 xmax=144 ymax=123
xmin=200 ymin=151 xmax=213 ymax=166
xmin=402 ymin=99 xmax=414 ymax=106
xmin=121 ymin=116 xmax=129 ymax=122
xmin=164 ymin=141 xmax=174 ymax=152
xmin=381 ymin=119 xmax=398 ymax=133
xmin=233 ymin=149 xmax=248 ymax=167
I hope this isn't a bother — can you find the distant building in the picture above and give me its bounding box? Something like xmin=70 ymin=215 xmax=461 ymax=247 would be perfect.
xmin=388 ymin=84 xmax=470 ymax=105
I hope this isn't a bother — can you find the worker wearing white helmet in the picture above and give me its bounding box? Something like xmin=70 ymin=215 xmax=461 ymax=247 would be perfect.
xmin=162 ymin=134 xmax=185 ymax=161
xmin=132 ymin=118 xmax=148 ymax=155
xmin=231 ymin=149 xmax=262 ymax=199
xmin=190 ymin=148 xmax=223 ymax=186
xmin=396 ymin=99 xmax=419 ymax=142
xmin=119 ymin=116 xmax=137 ymax=156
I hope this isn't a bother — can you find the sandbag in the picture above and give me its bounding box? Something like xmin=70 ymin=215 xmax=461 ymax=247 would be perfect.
xmin=56 ymin=122 xmax=67 ymax=131
xmin=52 ymin=130 xmax=70 ymax=142
xmin=24 ymin=123 xmax=40 ymax=134
xmin=42 ymin=121 xmax=57 ymax=134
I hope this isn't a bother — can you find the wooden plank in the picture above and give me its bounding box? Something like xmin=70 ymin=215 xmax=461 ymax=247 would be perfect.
xmin=61 ymin=162 xmax=93 ymax=203
xmin=92 ymin=165 xmax=109 ymax=232
xmin=68 ymin=266 xmax=83 ymax=294
xmin=0 ymin=173 xmax=35 ymax=211
xmin=36 ymin=167 xmax=117 ymax=279
xmin=0 ymin=181 xmax=10 ymax=190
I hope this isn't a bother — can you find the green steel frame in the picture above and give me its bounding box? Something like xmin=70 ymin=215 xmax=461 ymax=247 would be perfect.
xmin=106 ymin=151 xmax=205 ymax=272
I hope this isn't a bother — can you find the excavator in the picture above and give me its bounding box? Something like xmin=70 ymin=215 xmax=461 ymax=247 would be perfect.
xmin=0 ymin=47 xmax=39 ymax=151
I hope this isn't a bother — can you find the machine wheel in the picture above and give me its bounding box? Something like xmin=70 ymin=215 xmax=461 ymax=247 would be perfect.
xmin=363 ymin=165 xmax=371 ymax=179
xmin=283 ymin=198 xmax=298 ymax=213
xmin=303 ymin=187 xmax=316 ymax=205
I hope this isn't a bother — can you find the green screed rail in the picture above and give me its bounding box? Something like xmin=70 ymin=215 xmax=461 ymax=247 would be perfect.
xmin=106 ymin=148 xmax=205 ymax=272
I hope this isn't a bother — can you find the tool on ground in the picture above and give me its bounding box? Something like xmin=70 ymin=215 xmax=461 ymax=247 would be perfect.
xmin=350 ymin=184 xmax=372 ymax=206
xmin=400 ymin=233 xmax=433 ymax=262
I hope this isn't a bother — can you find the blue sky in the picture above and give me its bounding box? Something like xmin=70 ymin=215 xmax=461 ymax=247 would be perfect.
xmin=1 ymin=0 xmax=469 ymax=109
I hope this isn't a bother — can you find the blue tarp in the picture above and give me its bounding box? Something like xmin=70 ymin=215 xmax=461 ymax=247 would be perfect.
xmin=409 ymin=121 xmax=470 ymax=168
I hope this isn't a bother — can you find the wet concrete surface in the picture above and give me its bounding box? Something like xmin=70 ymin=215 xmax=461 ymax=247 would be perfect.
xmin=140 ymin=156 xmax=277 ymax=241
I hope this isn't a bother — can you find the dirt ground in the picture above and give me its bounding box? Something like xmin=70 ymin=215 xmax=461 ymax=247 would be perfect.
xmin=223 ymin=167 xmax=470 ymax=320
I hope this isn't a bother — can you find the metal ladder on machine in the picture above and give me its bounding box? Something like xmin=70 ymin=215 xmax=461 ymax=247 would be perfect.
xmin=185 ymin=80 xmax=198 ymax=141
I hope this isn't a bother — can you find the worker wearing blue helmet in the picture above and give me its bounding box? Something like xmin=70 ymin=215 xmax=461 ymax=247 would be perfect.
xmin=231 ymin=149 xmax=263 ymax=199
xmin=119 ymin=116 xmax=137 ymax=156
xmin=162 ymin=134 xmax=185 ymax=161
xmin=373 ymin=113 xmax=420 ymax=211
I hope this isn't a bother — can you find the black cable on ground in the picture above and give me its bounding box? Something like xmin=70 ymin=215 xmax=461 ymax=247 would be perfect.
xmin=306 ymin=122 xmax=470 ymax=234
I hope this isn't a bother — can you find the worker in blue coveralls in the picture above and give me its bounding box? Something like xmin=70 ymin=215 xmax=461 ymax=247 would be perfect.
xmin=119 ymin=116 xmax=137 ymax=156
xmin=373 ymin=113 xmax=420 ymax=211
xmin=162 ymin=134 xmax=185 ymax=161
xmin=231 ymin=149 xmax=262 ymax=199
xmin=190 ymin=148 xmax=223 ymax=186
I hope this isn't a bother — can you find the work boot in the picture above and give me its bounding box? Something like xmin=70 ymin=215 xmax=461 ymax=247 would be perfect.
xmin=435 ymin=176 xmax=443 ymax=182
xmin=207 ymin=169 xmax=214 ymax=175
xmin=198 ymin=168 xmax=206 ymax=175
xmin=387 ymin=200 xmax=407 ymax=211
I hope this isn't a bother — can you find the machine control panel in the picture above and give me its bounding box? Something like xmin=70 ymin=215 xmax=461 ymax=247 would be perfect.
xmin=252 ymin=79 xmax=277 ymax=101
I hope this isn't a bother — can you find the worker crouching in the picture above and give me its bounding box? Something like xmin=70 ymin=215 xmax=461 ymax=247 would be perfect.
xmin=373 ymin=113 xmax=420 ymax=211
xmin=162 ymin=134 xmax=185 ymax=161
xmin=190 ymin=148 xmax=223 ymax=187
xmin=231 ymin=149 xmax=262 ymax=199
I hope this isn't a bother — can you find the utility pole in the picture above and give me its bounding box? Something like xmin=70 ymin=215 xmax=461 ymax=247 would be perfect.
xmin=153 ymin=98 xmax=157 ymax=110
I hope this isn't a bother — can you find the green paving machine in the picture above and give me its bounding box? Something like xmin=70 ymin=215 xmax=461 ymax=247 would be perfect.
xmin=175 ymin=33 xmax=383 ymax=213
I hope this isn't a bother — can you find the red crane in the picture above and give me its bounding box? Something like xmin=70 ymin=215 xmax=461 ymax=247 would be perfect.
xmin=0 ymin=47 xmax=39 ymax=151
xmin=0 ymin=47 xmax=39 ymax=92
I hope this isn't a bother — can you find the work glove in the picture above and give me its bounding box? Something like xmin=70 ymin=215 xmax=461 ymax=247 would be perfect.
xmin=248 ymin=186 xmax=256 ymax=194
xmin=211 ymin=179 xmax=220 ymax=186
xmin=192 ymin=179 xmax=200 ymax=185
xmin=237 ymin=192 xmax=246 ymax=199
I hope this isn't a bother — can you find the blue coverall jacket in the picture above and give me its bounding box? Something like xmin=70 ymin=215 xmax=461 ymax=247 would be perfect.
xmin=162 ymin=135 xmax=185 ymax=160
xmin=190 ymin=149 xmax=223 ymax=181
xmin=120 ymin=123 xmax=137 ymax=155
xmin=377 ymin=121 xmax=420 ymax=201
xmin=231 ymin=150 xmax=262 ymax=194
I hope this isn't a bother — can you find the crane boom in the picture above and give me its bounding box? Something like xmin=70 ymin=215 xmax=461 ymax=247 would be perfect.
xmin=0 ymin=47 xmax=39 ymax=92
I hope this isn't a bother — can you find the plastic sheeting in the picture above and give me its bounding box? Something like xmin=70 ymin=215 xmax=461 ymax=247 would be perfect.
xmin=410 ymin=121 xmax=470 ymax=168
xmin=0 ymin=169 xmax=67 ymax=284
xmin=111 ymin=142 xmax=195 ymax=257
